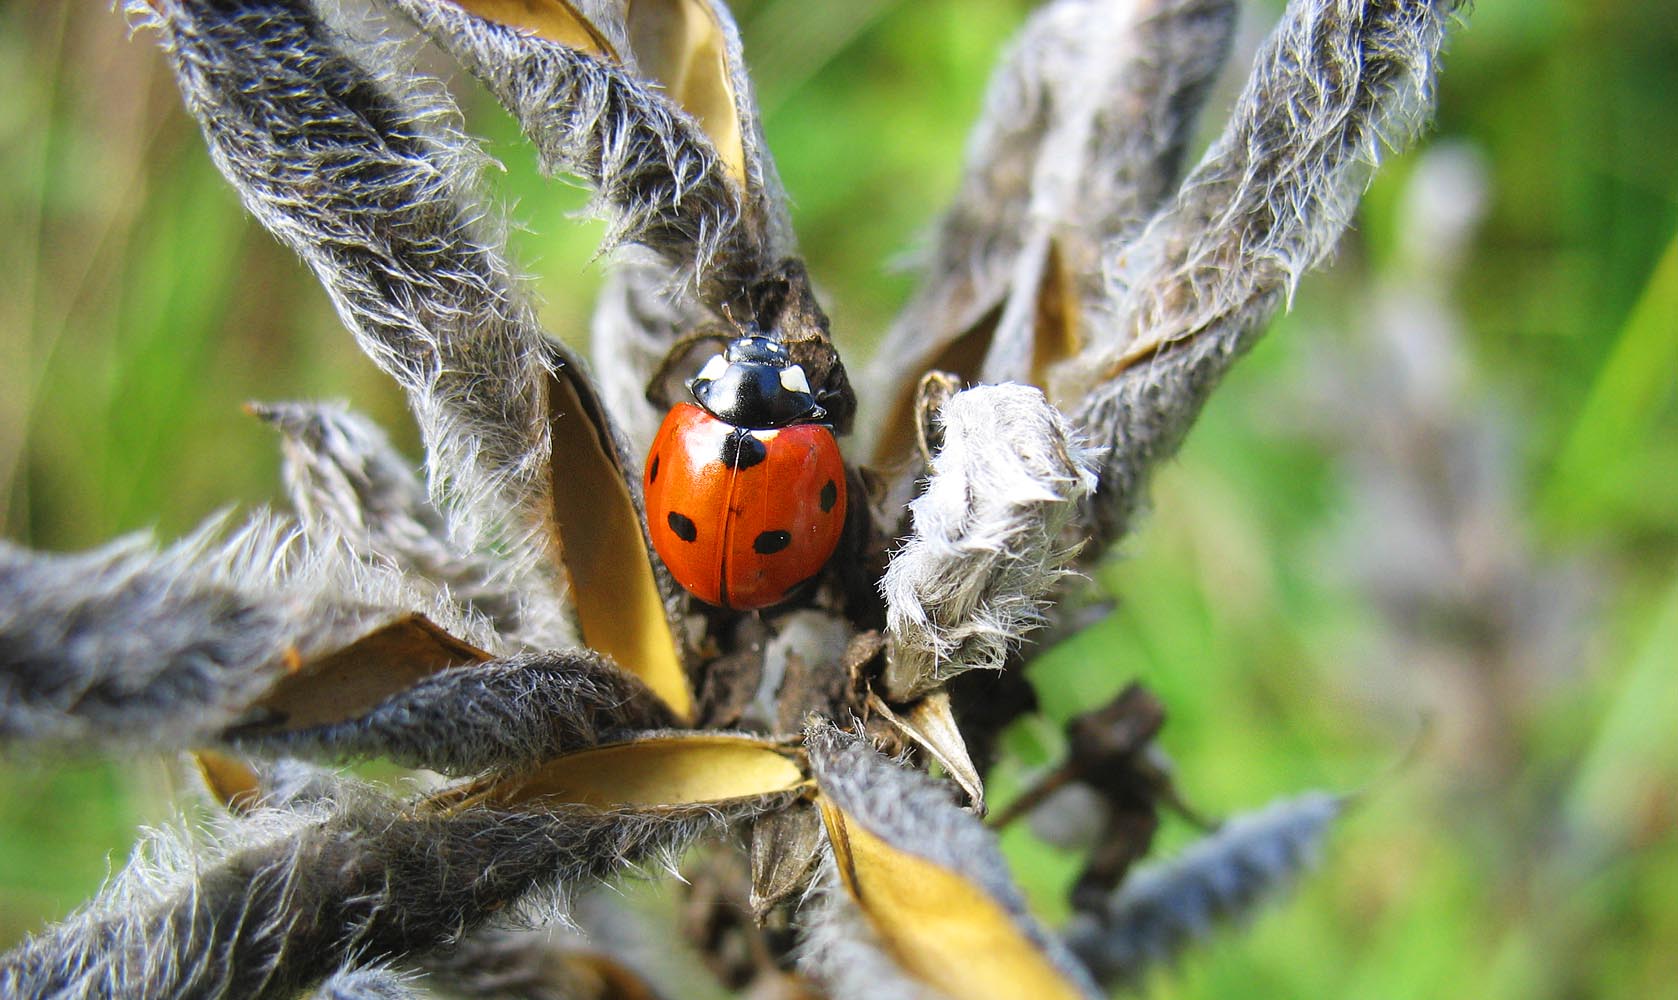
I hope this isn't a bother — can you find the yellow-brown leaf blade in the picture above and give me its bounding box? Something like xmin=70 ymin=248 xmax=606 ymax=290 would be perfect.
xmin=443 ymin=0 xmax=617 ymax=58
xmin=625 ymin=0 xmax=746 ymax=188
xmin=547 ymin=366 xmax=693 ymax=720
xmin=433 ymin=733 xmax=807 ymax=812
xmin=249 ymin=613 xmax=491 ymax=731
xmin=807 ymin=723 xmax=1097 ymax=1000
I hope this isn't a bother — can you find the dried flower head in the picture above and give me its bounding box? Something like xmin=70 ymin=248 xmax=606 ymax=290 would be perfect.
xmin=0 ymin=0 xmax=1462 ymax=996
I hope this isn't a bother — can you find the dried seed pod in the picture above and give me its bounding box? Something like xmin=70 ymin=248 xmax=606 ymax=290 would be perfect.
xmin=0 ymin=771 xmax=783 ymax=1000
xmin=0 ymin=514 xmax=491 ymax=752
xmin=252 ymin=400 xmax=574 ymax=650
xmin=1064 ymin=0 xmax=1462 ymax=546
xmin=862 ymin=0 xmax=1237 ymax=464
xmin=387 ymin=0 xmax=793 ymax=307
xmin=804 ymin=722 xmax=1099 ymax=1000
xmin=227 ymin=650 xmax=676 ymax=775
xmin=881 ymin=385 xmax=1097 ymax=701
xmin=1064 ymin=791 xmax=1346 ymax=988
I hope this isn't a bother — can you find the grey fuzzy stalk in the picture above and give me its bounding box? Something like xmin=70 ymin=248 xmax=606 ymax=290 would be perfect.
xmin=1064 ymin=0 xmax=1462 ymax=547
xmin=132 ymin=0 xmax=561 ymax=580
xmin=880 ymin=385 xmax=1098 ymax=701
xmin=1064 ymin=791 xmax=1345 ymax=988
xmin=228 ymin=650 xmax=676 ymax=775
xmin=0 ymin=777 xmax=787 ymax=1000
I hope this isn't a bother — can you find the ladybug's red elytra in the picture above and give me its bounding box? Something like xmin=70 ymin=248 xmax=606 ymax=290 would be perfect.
xmin=643 ymin=335 xmax=847 ymax=611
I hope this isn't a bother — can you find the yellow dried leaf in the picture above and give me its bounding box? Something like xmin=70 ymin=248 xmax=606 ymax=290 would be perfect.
xmin=434 ymin=733 xmax=806 ymax=812
xmin=625 ymin=0 xmax=747 ymax=188
xmin=547 ymin=367 xmax=693 ymax=720
xmin=251 ymin=614 xmax=491 ymax=730
xmin=193 ymin=749 xmax=263 ymax=815
xmin=819 ymin=798 xmax=1087 ymax=1000
xmin=443 ymin=0 xmax=617 ymax=60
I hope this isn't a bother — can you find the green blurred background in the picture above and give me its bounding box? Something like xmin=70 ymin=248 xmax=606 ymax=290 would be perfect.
xmin=2 ymin=0 xmax=1675 ymax=995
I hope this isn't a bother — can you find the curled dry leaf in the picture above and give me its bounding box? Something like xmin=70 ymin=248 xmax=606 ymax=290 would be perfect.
xmin=429 ymin=732 xmax=808 ymax=812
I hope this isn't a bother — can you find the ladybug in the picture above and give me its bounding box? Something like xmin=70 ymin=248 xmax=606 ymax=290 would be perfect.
xmin=644 ymin=335 xmax=847 ymax=610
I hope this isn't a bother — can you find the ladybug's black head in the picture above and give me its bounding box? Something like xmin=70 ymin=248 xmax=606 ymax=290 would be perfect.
xmin=688 ymin=335 xmax=824 ymax=429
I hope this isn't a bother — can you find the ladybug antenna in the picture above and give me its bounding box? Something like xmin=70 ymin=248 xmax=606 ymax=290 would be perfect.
xmin=718 ymin=302 xmax=765 ymax=341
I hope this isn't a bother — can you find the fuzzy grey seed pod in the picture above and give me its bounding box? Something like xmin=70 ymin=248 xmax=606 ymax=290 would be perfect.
xmin=227 ymin=649 xmax=675 ymax=775
xmin=0 ymin=513 xmax=488 ymax=751
xmin=0 ymin=772 xmax=786 ymax=1000
xmin=804 ymin=722 xmax=1100 ymax=998
xmin=383 ymin=0 xmax=788 ymax=311
xmin=132 ymin=0 xmax=561 ymax=582
xmin=253 ymin=400 xmax=576 ymax=651
xmin=881 ymin=384 xmax=1098 ymax=701
xmin=796 ymin=860 xmax=945 ymax=1000
xmin=1065 ymin=0 xmax=1462 ymax=547
xmin=859 ymin=0 xmax=1235 ymax=460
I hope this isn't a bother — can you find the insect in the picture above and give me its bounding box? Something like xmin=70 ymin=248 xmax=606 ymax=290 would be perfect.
xmin=643 ymin=334 xmax=847 ymax=610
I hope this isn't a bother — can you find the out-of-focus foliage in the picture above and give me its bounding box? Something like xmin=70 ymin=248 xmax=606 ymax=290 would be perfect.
xmin=1 ymin=0 xmax=1673 ymax=996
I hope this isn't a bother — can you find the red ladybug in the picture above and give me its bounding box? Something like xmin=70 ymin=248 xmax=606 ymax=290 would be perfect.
xmin=644 ymin=335 xmax=847 ymax=610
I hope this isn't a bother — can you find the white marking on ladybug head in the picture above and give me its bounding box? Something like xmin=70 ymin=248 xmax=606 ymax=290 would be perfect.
xmin=695 ymin=353 xmax=729 ymax=384
xmin=779 ymin=364 xmax=812 ymax=395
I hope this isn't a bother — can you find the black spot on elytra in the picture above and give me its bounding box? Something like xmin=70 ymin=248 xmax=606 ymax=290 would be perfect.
xmin=667 ymin=511 xmax=697 ymax=542
xmin=649 ymin=453 xmax=660 ymax=483
xmin=820 ymin=479 xmax=838 ymax=513
xmin=719 ymin=430 xmax=767 ymax=470
xmin=753 ymin=530 xmax=792 ymax=554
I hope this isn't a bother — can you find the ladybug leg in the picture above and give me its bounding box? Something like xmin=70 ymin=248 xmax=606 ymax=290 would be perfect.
xmin=645 ymin=327 xmax=734 ymax=410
